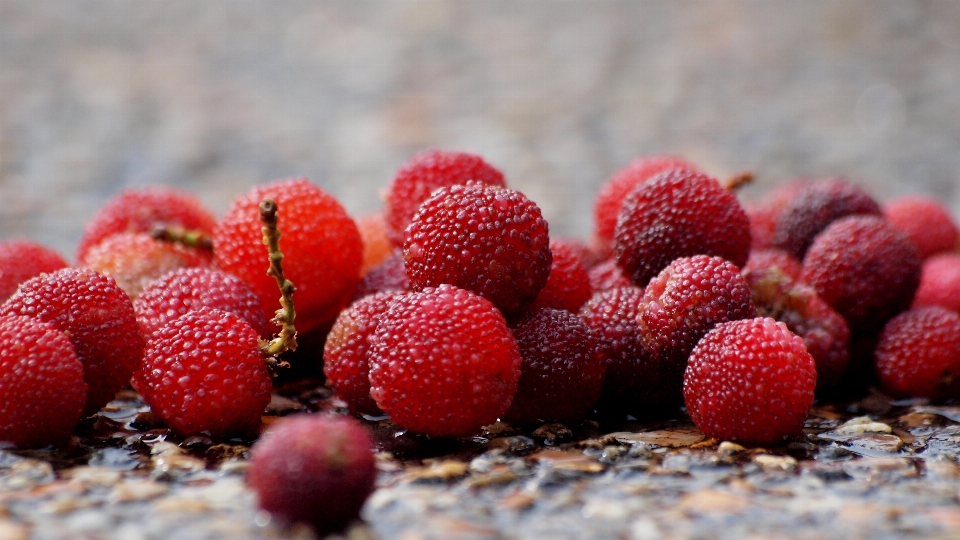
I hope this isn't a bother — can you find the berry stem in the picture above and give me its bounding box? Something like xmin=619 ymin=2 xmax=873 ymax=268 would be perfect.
xmin=258 ymin=198 xmax=298 ymax=364
xmin=150 ymin=225 xmax=215 ymax=252
xmin=722 ymin=171 xmax=754 ymax=191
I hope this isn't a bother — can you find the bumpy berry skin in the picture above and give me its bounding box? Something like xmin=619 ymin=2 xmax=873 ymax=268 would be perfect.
xmin=802 ymin=215 xmax=922 ymax=333
xmin=587 ymin=258 xmax=632 ymax=292
xmin=875 ymin=307 xmax=960 ymax=400
xmin=384 ymin=149 xmax=506 ymax=247
xmin=772 ymin=178 xmax=882 ymax=259
xmin=135 ymin=267 xmax=269 ymax=339
xmin=352 ymin=251 xmax=409 ymax=302
xmin=248 ymin=415 xmax=377 ymax=535
xmin=637 ymin=255 xmax=757 ymax=407
xmin=81 ymin=232 xmax=213 ymax=301
xmin=404 ymin=185 xmax=551 ymax=318
xmin=913 ymin=254 xmax=960 ymax=314
xmin=504 ymin=308 xmax=605 ymax=425
xmin=593 ymin=155 xmax=697 ymax=250
xmin=613 ymin=170 xmax=751 ymax=286
xmin=76 ymin=186 xmax=217 ymax=262
xmin=744 ymin=180 xmax=809 ymax=251
xmin=134 ymin=307 xmax=272 ymax=438
xmin=323 ymin=292 xmax=401 ymax=416
xmin=884 ymin=196 xmax=959 ymax=260
xmin=368 ymin=285 xmax=522 ymax=437
xmin=530 ymin=240 xmax=592 ymax=313
xmin=2 ymin=268 xmax=145 ymax=416
xmin=743 ymin=248 xmax=803 ymax=282
xmin=356 ymin=211 xmax=394 ymax=275
xmin=683 ymin=317 xmax=817 ymax=445
xmin=0 ymin=240 xmax=69 ymax=301
xmin=0 ymin=315 xmax=87 ymax=448
xmin=215 ymin=178 xmax=363 ymax=334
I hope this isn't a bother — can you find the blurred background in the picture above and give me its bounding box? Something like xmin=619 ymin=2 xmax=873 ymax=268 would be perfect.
xmin=1 ymin=0 xmax=958 ymax=258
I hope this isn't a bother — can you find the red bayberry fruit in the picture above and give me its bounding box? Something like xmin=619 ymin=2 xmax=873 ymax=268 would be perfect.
xmin=683 ymin=317 xmax=817 ymax=445
xmin=134 ymin=267 xmax=269 ymax=339
xmin=76 ymin=186 xmax=217 ymax=262
xmin=356 ymin=211 xmax=393 ymax=275
xmin=587 ymin=258 xmax=632 ymax=292
xmin=613 ymin=169 xmax=751 ymax=286
xmin=530 ymin=240 xmax=592 ymax=313
xmin=352 ymin=251 xmax=409 ymax=302
xmin=771 ymin=178 xmax=882 ymax=259
xmin=802 ymin=215 xmax=922 ymax=333
xmin=743 ymin=179 xmax=809 ymax=251
xmin=323 ymin=292 xmax=402 ymax=416
xmin=215 ymin=178 xmax=363 ymax=334
xmin=875 ymin=307 xmax=960 ymax=400
xmin=913 ymin=254 xmax=960 ymax=313
xmin=883 ymin=195 xmax=959 ymax=260
xmin=743 ymin=248 xmax=803 ymax=282
xmin=593 ymin=155 xmax=698 ymax=250
xmin=404 ymin=185 xmax=551 ymax=318
xmin=368 ymin=285 xmax=522 ymax=437
xmin=0 ymin=315 xmax=87 ymax=448
xmin=2 ymin=268 xmax=145 ymax=416
xmin=248 ymin=415 xmax=377 ymax=534
xmin=134 ymin=307 xmax=272 ymax=438
xmin=0 ymin=240 xmax=69 ymax=301
xmin=81 ymin=232 xmax=213 ymax=301
xmin=504 ymin=308 xmax=605 ymax=425
xmin=553 ymin=236 xmax=603 ymax=270
xmin=384 ymin=149 xmax=506 ymax=247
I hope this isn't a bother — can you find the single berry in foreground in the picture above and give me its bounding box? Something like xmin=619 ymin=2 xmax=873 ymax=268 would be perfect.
xmin=912 ymin=253 xmax=960 ymax=314
xmin=368 ymin=285 xmax=522 ymax=437
xmin=0 ymin=240 xmax=69 ymax=301
xmin=0 ymin=315 xmax=87 ymax=448
xmin=883 ymin=195 xmax=959 ymax=260
xmin=874 ymin=307 xmax=960 ymax=400
xmin=683 ymin=317 xmax=816 ymax=445
xmin=248 ymin=414 xmax=377 ymax=535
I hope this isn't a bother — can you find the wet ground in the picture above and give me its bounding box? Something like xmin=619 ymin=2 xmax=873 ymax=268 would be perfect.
xmin=3 ymin=380 xmax=960 ymax=540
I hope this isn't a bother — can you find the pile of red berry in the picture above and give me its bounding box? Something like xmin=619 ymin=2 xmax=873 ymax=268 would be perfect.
xmin=2 ymin=148 xmax=960 ymax=533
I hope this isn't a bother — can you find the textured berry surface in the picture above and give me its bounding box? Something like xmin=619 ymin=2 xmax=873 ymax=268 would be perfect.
xmin=2 ymin=268 xmax=145 ymax=416
xmin=593 ymin=155 xmax=697 ymax=249
xmin=248 ymin=415 xmax=376 ymax=534
xmin=913 ymin=253 xmax=960 ymax=314
xmin=683 ymin=317 xmax=816 ymax=445
xmin=884 ymin=196 xmax=959 ymax=260
xmin=134 ymin=307 xmax=272 ymax=438
xmin=744 ymin=179 xmax=808 ymax=251
xmin=384 ymin=149 xmax=506 ymax=247
xmin=875 ymin=307 xmax=960 ymax=400
xmin=587 ymin=258 xmax=632 ymax=292
xmin=352 ymin=251 xmax=409 ymax=302
xmin=404 ymin=185 xmax=551 ymax=318
xmin=802 ymin=215 xmax=921 ymax=333
xmin=368 ymin=285 xmax=522 ymax=437
xmin=76 ymin=186 xmax=217 ymax=262
xmin=0 ymin=240 xmax=69 ymax=301
xmin=323 ymin=292 xmax=401 ymax=416
xmin=135 ymin=267 xmax=269 ymax=339
xmin=0 ymin=315 xmax=87 ymax=448
xmin=743 ymin=248 xmax=803 ymax=282
xmin=215 ymin=178 xmax=363 ymax=334
xmin=530 ymin=240 xmax=592 ymax=313
xmin=356 ymin=211 xmax=394 ymax=275
xmin=772 ymin=178 xmax=881 ymax=258
xmin=80 ymin=232 xmax=213 ymax=301
xmin=613 ymin=169 xmax=751 ymax=286
xmin=504 ymin=308 xmax=605 ymax=425
xmin=637 ymin=255 xmax=757 ymax=407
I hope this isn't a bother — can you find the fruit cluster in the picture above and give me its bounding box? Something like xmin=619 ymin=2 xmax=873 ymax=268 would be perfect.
xmin=2 ymin=149 xmax=959 ymax=532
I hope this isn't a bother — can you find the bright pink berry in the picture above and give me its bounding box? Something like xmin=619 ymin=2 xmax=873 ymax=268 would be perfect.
xmin=875 ymin=307 xmax=960 ymax=400
xmin=248 ymin=415 xmax=377 ymax=534
xmin=912 ymin=253 xmax=960 ymax=314
xmin=530 ymin=240 xmax=592 ymax=313
xmin=884 ymin=196 xmax=959 ymax=260
xmin=2 ymin=268 xmax=145 ymax=416
xmin=403 ymin=185 xmax=551 ymax=318
xmin=0 ymin=240 xmax=69 ymax=301
xmin=0 ymin=315 xmax=87 ymax=448
xmin=683 ymin=317 xmax=816 ymax=445
xmin=368 ymin=285 xmax=522 ymax=437
xmin=134 ymin=307 xmax=272 ymax=438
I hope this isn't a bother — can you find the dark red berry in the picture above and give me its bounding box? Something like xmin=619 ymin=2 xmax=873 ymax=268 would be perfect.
xmin=367 ymin=285 xmax=522 ymax=437
xmin=352 ymin=251 xmax=409 ymax=302
xmin=403 ymin=185 xmax=551 ymax=318
xmin=875 ymin=307 xmax=960 ymax=400
xmin=0 ymin=240 xmax=69 ymax=301
xmin=0 ymin=315 xmax=87 ymax=448
xmin=530 ymin=240 xmax=592 ymax=313
xmin=913 ymin=254 xmax=960 ymax=313
xmin=385 ymin=149 xmax=506 ymax=247
xmin=683 ymin=317 xmax=816 ymax=445
xmin=2 ymin=268 xmax=145 ymax=416
xmin=613 ymin=170 xmax=751 ymax=286
xmin=248 ymin=415 xmax=377 ymax=535
xmin=504 ymin=308 xmax=605 ymax=425
xmin=883 ymin=196 xmax=959 ymax=260
xmin=743 ymin=179 xmax=809 ymax=251
xmin=587 ymin=258 xmax=632 ymax=292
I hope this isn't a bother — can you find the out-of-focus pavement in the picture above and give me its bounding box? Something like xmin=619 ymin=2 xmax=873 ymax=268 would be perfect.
xmin=1 ymin=1 xmax=958 ymax=257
